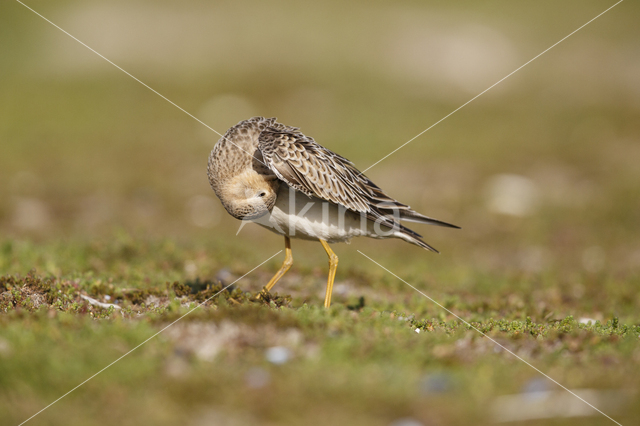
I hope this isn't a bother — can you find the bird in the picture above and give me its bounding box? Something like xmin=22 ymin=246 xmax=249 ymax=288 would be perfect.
xmin=207 ymin=117 xmax=459 ymax=308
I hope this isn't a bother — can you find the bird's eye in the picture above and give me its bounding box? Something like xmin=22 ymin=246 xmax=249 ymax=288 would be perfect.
xmin=257 ymin=191 xmax=267 ymax=197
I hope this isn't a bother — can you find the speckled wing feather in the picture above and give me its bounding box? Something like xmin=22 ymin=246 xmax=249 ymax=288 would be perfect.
xmin=258 ymin=128 xmax=439 ymax=237
xmin=257 ymin=127 xmax=460 ymax=242
xmin=258 ymin=129 xmax=378 ymax=213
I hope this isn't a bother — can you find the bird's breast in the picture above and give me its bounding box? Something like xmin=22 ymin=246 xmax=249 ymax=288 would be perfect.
xmin=254 ymin=185 xmax=369 ymax=243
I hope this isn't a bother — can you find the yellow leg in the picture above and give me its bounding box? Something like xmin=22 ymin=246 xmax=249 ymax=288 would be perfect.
xmin=264 ymin=236 xmax=293 ymax=292
xmin=319 ymin=239 xmax=338 ymax=308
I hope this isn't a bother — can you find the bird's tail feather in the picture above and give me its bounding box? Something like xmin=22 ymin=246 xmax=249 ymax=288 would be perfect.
xmin=399 ymin=210 xmax=460 ymax=229
xmin=393 ymin=230 xmax=440 ymax=253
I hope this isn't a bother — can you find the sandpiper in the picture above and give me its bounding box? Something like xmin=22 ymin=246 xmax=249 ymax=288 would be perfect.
xmin=208 ymin=117 xmax=459 ymax=307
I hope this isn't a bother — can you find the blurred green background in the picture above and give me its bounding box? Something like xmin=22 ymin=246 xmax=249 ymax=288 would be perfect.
xmin=1 ymin=0 xmax=639 ymax=425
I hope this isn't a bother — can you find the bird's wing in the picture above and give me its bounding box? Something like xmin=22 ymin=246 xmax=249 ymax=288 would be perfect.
xmin=258 ymin=129 xmax=374 ymax=213
xmin=257 ymin=127 xmax=459 ymax=252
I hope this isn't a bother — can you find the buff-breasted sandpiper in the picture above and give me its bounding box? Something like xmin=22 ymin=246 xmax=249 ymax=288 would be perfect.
xmin=208 ymin=117 xmax=459 ymax=307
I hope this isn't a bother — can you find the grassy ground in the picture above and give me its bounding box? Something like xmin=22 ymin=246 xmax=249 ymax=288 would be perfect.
xmin=2 ymin=0 xmax=639 ymax=425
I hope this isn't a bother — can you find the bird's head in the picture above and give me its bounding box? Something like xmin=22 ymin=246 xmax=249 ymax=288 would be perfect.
xmin=221 ymin=170 xmax=279 ymax=220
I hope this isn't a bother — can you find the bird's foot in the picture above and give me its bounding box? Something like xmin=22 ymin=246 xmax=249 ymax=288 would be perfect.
xmin=254 ymin=288 xmax=292 ymax=308
xmin=255 ymin=287 xmax=271 ymax=301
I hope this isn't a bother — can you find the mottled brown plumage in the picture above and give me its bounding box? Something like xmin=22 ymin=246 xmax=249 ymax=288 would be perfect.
xmin=208 ymin=117 xmax=459 ymax=306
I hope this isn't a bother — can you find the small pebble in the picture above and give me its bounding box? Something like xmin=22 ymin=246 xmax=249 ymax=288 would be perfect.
xmin=216 ymin=268 xmax=233 ymax=284
xmin=184 ymin=261 xmax=197 ymax=275
xmin=389 ymin=417 xmax=424 ymax=426
xmin=265 ymin=346 xmax=291 ymax=365
xmin=419 ymin=372 xmax=452 ymax=394
xmin=245 ymin=367 xmax=270 ymax=389
xmin=0 ymin=338 xmax=12 ymax=357
xmin=522 ymin=377 xmax=550 ymax=396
